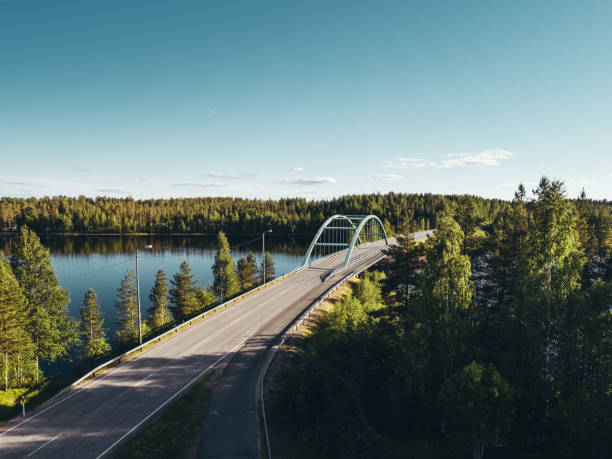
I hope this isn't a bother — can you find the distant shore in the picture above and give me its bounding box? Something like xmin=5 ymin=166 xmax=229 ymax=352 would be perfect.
xmin=0 ymin=231 xmax=309 ymax=237
xmin=0 ymin=232 xmax=218 ymax=237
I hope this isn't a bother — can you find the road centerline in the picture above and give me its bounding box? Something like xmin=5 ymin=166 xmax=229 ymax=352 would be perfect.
xmin=135 ymin=374 xmax=153 ymax=387
xmin=27 ymin=433 xmax=63 ymax=457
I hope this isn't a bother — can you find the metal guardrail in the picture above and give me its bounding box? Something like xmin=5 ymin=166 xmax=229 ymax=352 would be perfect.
xmin=260 ymin=251 xmax=387 ymax=459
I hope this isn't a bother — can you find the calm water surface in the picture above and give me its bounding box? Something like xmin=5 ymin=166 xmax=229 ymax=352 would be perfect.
xmin=1 ymin=234 xmax=310 ymax=336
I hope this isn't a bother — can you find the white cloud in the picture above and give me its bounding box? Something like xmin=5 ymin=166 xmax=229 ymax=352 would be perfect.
xmin=283 ymin=176 xmax=337 ymax=185
xmin=289 ymin=167 xmax=304 ymax=173
xmin=381 ymin=158 xmax=429 ymax=169
xmin=371 ymin=174 xmax=404 ymax=181
xmin=381 ymin=149 xmax=515 ymax=170
xmin=170 ymin=182 xmax=227 ymax=188
xmin=205 ymin=172 xmax=243 ymax=179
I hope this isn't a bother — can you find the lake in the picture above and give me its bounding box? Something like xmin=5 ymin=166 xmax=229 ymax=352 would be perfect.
xmin=0 ymin=234 xmax=311 ymax=337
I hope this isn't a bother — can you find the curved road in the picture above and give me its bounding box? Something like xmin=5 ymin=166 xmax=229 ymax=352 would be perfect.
xmin=0 ymin=240 xmax=400 ymax=459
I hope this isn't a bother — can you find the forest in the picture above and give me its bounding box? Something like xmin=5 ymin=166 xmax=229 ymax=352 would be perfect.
xmin=267 ymin=179 xmax=612 ymax=459
xmin=0 ymin=193 xmax=514 ymax=235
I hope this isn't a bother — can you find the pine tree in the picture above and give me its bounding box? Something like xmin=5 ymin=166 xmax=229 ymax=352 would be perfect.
xmin=0 ymin=258 xmax=32 ymax=390
xmin=148 ymin=269 xmax=172 ymax=329
xmin=115 ymin=268 xmax=139 ymax=345
xmin=10 ymin=226 xmax=77 ymax=382
xmin=483 ymin=188 xmax=529 ymax=310
xmin=169 ymin=261 xmax=200 ymax=321
xmin=258 ymin=251 xmax=276 ymax=284
xmin=236 ymin=250 xmax=258 ymax=291
xmin=512 ymin=178 xmax=585 ymax=425
xmin=247 ymin=251 xmax=258 ymax=283
xmin=196 ymin=287 xmax=215 ymax=309
xmin=79 ymin=289 xmax=109 ymax=361
xmin=454 ymin=199 xmax=479 ymax=249
xmin=212 ymin=231 xmax=239 ymax=299
xmin=516 ymin=177 xmax=584 ymax=305
xmin=382 ymin=234 xmax=423 ymax=306
xmin=514 ymin=182 xmax=526 ymax=202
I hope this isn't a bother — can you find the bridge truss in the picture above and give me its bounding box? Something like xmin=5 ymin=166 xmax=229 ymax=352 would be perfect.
xmin=303 ymin=214 xmax=389 ymax=269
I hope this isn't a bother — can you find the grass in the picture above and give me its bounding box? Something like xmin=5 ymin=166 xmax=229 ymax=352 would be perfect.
xmin=0 ymin=381 xmax=63 ymax=422
xmin=0 ymin=387 xmax=29 ymax=420
xmin=111 ymin=372 xmax=214 ymax=459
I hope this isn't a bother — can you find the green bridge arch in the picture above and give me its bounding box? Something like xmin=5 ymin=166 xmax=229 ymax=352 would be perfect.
xmin=303 ymin=214 xmax=389 ymax=268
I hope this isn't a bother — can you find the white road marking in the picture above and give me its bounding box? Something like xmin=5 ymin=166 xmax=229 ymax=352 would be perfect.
xmin=135 ymin=374 xmax=152 ymax=386
xmin=27 ymin=433 xmax=63 ymax=457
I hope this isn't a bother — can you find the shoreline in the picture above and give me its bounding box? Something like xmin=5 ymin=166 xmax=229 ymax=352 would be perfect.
xmin=1 ymin=232 xmax=216 ymax=236
xmin=1 ymin=231 xmax=315 ymax=237
xmin=1 ymin=232 xmax=269 ymax=237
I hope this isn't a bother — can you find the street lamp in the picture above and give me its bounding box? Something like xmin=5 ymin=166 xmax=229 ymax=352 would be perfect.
xmin=136 ymin=244 xmax=153 ymax=345
xmin=262 ymin=229 xmax=272 ymax=284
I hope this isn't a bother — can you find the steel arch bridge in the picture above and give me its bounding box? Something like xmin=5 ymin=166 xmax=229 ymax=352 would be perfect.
xmin=303 ymin=214 xmax=389 ymax=268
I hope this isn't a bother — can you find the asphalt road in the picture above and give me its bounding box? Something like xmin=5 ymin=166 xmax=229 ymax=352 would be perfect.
xmin=0 ymin=238 xmax=407 ymax=459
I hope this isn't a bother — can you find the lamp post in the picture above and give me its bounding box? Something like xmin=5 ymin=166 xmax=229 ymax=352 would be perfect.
xmin=262 ymin=229 xmax=272 ymax=284
xmin=136 ymin=244 xmax=153 ymax=345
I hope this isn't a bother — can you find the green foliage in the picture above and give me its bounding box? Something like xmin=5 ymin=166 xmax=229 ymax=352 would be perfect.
xmin=417 ymin=215 xmax=474 ymax=380
xmin=268 ymin=177 xmax=611 ymax=459
xmin=0 ymin=192 xmax=517 ymax=235
xmin=271 ymin=277 xmax=388 ymax=458
xmin=419 ymin=215 xmax=474 ymax=318
xmin=353 ymin=270 xmax=386 ymax=311
xmin=169 ymin=261 xmax=200 ymax=321
xmin=9 ymin=226 xmax=77 ymax=380
xmin=196 ymin=287 xmax=215 ymax=310
xmin=517 ymin=177 xmax=584 ymax=304
xmin=114 ymin=267 xmax=140 ymax=345
xmin=382 ymin=234 xmax=423 ymax=305
xmin=454 ymin=199 xmax=480 ymax=244
xmin=258 ymin=251 xmax=276 ymax=284
xmin=323 ymin=294 xmax=370 ymax=332
xmin=0 ymin=258 xmax=33 ymax=390
xmin=212 ymin=231 xmax=240 ymax=299
xmin=438 ymin=362 xmax=514 ymax=459
xmin=79 ymin=289 xmax=109 ymax=361
xmin=147 ymin=269 xmax=172 ymax=329
xmin=236 ymin=251 xmax=257 ymax=290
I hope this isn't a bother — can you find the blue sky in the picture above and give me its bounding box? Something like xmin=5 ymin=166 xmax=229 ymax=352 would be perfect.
xmin=1 ymin=0 xmax=611 ymax=200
